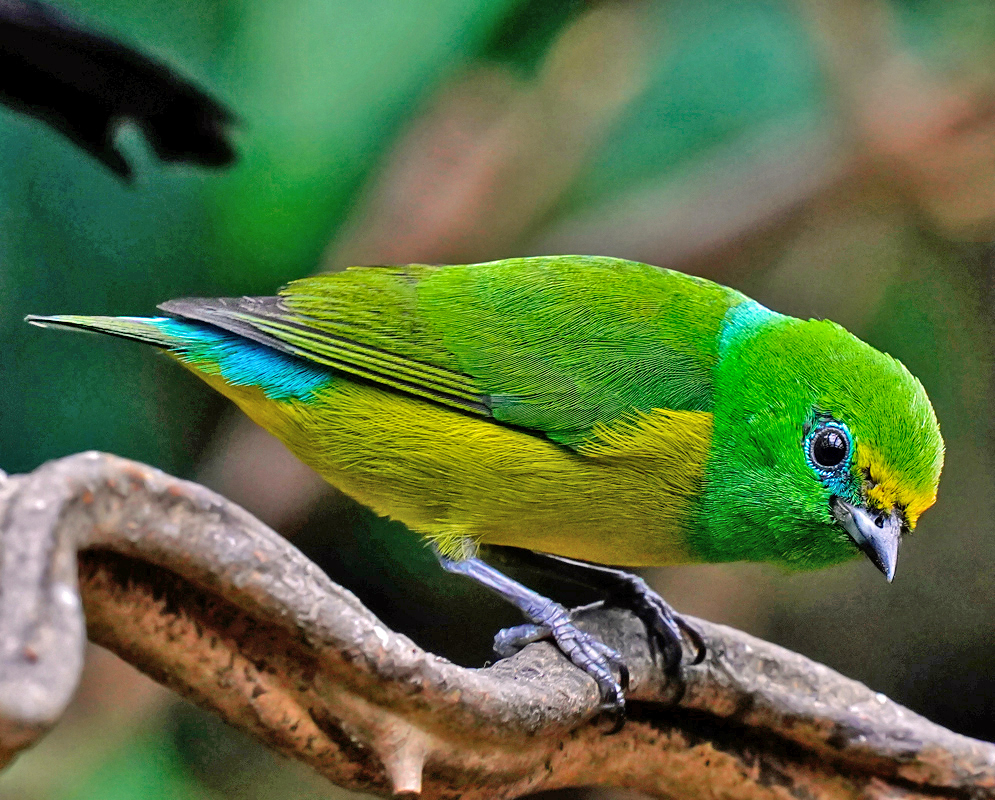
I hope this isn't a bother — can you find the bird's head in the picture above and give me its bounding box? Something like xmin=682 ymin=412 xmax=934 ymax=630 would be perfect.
xmin=700 ymin=303 xmax=944 ymax=580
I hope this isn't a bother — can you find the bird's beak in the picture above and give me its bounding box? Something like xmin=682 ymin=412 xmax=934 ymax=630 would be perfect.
xmin=830 ymin=497 xmax=902 ymax=582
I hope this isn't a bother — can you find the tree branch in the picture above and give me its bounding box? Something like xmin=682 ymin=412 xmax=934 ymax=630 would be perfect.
xmin=0 ymin=452 xmax=991 ymax=798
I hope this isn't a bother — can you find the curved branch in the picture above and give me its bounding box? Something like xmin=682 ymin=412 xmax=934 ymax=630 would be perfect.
xmin=0 ymin=452 xmax=991 ymax=798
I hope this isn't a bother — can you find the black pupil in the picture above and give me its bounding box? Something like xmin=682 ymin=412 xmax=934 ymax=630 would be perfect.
xmin=813 ymin=428 xmax=848 ymax=468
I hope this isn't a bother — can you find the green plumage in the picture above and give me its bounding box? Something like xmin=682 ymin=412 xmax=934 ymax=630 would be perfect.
xmin=27 ymin=255 xmax=944 ymax=573
xmin=162 ymin=256 xmax=737 ymax=445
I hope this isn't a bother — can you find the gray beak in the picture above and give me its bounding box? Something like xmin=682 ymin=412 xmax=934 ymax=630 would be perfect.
xmin=831 ymin=497 xmax=902 ymax=582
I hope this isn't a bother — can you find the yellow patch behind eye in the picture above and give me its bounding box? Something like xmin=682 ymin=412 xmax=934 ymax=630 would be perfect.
xmin=857 ymin=443 xmax=937 ymax=528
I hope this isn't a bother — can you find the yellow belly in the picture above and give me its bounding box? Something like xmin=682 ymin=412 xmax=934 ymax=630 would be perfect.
xmin=199 ymin=371 xmax=713 ymax=567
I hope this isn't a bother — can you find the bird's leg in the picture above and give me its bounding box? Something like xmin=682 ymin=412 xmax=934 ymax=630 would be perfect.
xmin=433 ymin=546 xmax=629 ymax=714
xmin=485 ymin=548 xmax=705 ymax=675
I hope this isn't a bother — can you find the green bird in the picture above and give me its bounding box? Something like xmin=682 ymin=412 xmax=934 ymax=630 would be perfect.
xmin=27 ymin=255 xmax=944 ymax=712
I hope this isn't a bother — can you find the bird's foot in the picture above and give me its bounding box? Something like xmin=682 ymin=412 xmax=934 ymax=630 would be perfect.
xmin=494 ymin=602 xmax=629 ymax=717
xmin=608 ymin=574 xmax=706 ymax=673
xmin=499 ymin=551 xmax=706 ymax=675
xmin=433 ymin=547 xmax=629 ymax=721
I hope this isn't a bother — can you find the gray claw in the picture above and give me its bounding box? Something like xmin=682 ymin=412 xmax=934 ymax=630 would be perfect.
xmin=494 ymin=623 xmax=550 ymax=657
xmin=496 ymin=606 xmax=629 ymax=712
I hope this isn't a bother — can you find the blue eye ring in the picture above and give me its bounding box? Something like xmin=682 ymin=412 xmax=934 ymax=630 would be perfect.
xmin=805 ymin=419 xmax=852 ymax=475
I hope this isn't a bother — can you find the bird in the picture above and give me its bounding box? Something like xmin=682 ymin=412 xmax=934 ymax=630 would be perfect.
xmin=0 ymin=0 xmax=236 ymax=179
xmin=27 ymin=255 xmax=945 ymax=715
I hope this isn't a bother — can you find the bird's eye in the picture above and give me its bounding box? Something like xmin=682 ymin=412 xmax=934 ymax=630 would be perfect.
xmin=810 ymin=425 xmax=849 ymax=470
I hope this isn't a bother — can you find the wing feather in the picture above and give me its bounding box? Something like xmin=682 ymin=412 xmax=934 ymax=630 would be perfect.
xmin=159 ymin=295 xmax=490 ymax=415
xmin=161 ymin=257 xmax=743 ymax=447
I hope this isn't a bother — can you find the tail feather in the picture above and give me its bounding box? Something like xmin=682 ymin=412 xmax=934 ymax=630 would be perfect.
xmin=24 ymin=315 xmax=184 ymax=348
xmin=26 ymin=313 xmax=335 ymax=401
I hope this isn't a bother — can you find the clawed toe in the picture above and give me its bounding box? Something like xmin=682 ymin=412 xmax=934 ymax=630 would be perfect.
xmin=616 ymin=575 xmax=706 ymax=672
xmin=495 ymin=608 xmax=629 ymax=713
xmin=677 ymin=616 xmax=707 ymax=665
xmin=563 ymin=625 xmax=627 ymax=713
xmin=494 ymin=623 xmax=549 ymax=657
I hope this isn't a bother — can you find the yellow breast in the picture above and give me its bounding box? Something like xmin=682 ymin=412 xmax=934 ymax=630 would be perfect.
xmin=195 ymin=366 xmax=714 ymax=567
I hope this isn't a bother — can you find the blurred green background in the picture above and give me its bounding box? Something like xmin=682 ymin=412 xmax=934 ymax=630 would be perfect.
xmin=2 ymin=0 xmax=995 ymax=797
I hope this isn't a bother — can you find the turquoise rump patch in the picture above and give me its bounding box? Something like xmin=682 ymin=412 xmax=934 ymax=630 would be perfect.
xmin=152 ymin=318 xmax=332 ymax=400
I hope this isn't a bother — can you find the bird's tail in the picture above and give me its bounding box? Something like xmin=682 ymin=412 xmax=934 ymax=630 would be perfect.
xmin=24 ymin=315 xmax=188 ymax=349
xmin=26 ymin=313 xmax=334 ymax=402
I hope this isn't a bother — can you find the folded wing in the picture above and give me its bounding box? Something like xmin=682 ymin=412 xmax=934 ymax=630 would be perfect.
xmin=161 ymin=256 xmax=739 ymax=447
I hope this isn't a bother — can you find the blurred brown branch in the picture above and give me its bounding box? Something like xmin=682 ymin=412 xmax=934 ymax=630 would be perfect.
xmin=798 ymin=0 xmax=995 ymax=240
xmin=0 ymin=454 xmax=993 ymax=798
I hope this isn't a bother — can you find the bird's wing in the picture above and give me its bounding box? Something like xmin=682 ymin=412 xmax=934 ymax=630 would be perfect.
xmin=161 ymin=256 xmax=739 ymax=447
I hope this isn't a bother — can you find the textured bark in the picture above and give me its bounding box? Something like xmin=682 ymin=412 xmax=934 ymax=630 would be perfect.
xmin=0 ymin=452 xmax=992 ymax=798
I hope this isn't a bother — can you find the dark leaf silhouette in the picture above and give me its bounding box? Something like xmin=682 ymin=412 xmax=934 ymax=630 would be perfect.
xmin=0 ymin=0 xmax=236 ymax=178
